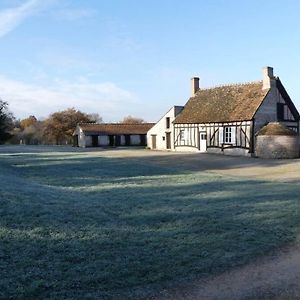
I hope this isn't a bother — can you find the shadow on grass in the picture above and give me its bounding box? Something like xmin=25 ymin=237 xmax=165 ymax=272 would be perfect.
xmin=1 ymin=151 xmax=300 ymax=299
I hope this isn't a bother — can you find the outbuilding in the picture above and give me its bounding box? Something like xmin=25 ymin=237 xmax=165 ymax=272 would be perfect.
xmin=73 ymin=123 xmax=155 ymax=148
xmin=255 ymin=122 xmax=299 ymax=158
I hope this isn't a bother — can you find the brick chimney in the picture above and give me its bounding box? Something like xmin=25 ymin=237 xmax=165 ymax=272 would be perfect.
xmin=191 ymin=77 xmax=200 ymax=96
xmin=262 ymin=66 xmax=276 ymax=90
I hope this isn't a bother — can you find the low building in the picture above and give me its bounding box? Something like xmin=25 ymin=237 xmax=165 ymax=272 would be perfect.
xmin=147 ymin=106 xmax=184 ymax=150
xmin=73 ymin=123 xmax=155 ymax=148
xmin=170 ymin=66 xmax=300 ymax=156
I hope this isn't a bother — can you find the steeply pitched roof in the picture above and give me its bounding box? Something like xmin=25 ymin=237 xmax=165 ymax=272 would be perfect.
xmin=76 ymin=123 xmax=155 ymax=135
xmin=174 ymin=81 xmax=270 ymax=124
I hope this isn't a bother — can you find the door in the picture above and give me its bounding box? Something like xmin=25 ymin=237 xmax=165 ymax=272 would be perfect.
xmin=92 ymin=135 xmax=98 ymax=147
xmin=199 ymin=132 xmax=207 ymax=152
xmin=166 ymin=132 xmax=171 ymax=149
xmin=152 ymin=135 xmax=157 ymax=149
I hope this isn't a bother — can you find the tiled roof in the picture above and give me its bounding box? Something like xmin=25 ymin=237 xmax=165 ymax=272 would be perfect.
xmin=174 ymin=81 xmax=269 ymax=124
xmin=76 ymin=123 xmax=155 ymax=135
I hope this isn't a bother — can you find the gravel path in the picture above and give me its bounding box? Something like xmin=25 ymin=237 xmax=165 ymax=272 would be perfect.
xmin=152 ymin=242 xmax=300 ymax=300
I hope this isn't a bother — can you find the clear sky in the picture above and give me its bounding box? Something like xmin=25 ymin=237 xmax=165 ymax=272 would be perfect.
xmin=0 ymin=0 xmax=300 ymax=122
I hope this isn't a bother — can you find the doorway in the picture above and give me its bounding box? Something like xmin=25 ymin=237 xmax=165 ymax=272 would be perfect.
xmin=73 ymin=135 xmax=79 ymax=147
xmin=199 ymin=131 xmax=207 ymax=152
xmin=115 ymin=135 xmax=121 ymax=146
xmin=166 ymin=132 xmax=171 ymax=149
xmin=125 ymin=135 xmax=131 ymax=146
xmin=140 ymin=135 xmax=146 ymax=146
xmin=92 ymin=135 xmax=98 ymax=147
xmin=152 ymin=135 xmax=157 ymax=149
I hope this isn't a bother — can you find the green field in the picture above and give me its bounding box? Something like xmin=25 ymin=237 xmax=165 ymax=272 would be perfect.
xmin=1 ymin=146 xmax=300 ymax=299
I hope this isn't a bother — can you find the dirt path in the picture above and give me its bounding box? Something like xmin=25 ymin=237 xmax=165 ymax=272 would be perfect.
xmin=152 ymin=242 xmax=300 ymax=300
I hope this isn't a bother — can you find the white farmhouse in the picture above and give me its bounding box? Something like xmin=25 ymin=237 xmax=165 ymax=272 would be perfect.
xmin=147 ymin=106 xmax=184 ymax=150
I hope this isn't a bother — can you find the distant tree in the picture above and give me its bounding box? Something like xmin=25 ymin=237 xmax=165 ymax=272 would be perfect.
xmin=0 ymin=100 xmax=14 ymax=144
xmin=120 ymin=115 xmax=145 ymax=124
xmin=43 ymin=108 xmax=97 ymax=145
xmin=20 ymin=115 xmax=37 ymax=130
xmin=87 ymin=113 xmax=103 ymax=123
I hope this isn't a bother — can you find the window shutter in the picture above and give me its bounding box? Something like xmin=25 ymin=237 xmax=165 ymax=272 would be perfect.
xmin=231 ymin=127 xmax=236 ymax=144
xmin=184 ymin=129 xmax=188 ymax=141
xmin=219 ymin=127 xmax=223 ymax=145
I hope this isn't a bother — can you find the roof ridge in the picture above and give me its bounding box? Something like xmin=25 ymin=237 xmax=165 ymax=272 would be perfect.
xmin=198 ymin=80 xmax=262 ymax=92
xmin=79 ymin=122 xmax=155 ymax=125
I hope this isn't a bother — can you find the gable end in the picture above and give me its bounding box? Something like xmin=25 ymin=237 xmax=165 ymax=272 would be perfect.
xmin=276 ymin=78 xmax=300 ymax=121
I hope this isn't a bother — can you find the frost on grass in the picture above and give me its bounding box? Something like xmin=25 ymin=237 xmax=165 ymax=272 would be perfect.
xmin=0 ymin=147 xmax=300 ymax=299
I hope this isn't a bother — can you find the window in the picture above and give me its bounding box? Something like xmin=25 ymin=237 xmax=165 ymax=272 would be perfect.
xmin=200 ymin=133 xmax=207 ymax=140
xmin=277 ymin=103 xmax=284 ymax=121
xmin=180 ymin=130 xmax=185 ymax=141
xmin=166 ymin=117 xmax=170 ymax=129
xmin=288 ymin=126 xmax=298 ymax=133
xmin=224 ymin=127 xmax=233 ymax=143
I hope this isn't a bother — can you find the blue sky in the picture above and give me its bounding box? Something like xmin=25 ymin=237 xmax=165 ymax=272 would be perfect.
xmin=0 ymin=0 xmax=300 ymax=121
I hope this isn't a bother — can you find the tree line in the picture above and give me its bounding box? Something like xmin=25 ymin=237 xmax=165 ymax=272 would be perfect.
xmin=0 ymin=100 xmax=145 ymax=145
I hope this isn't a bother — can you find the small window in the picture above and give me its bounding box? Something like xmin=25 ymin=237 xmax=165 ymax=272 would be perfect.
xmin=180 ymin=130 xmax=185 ymax=141
xmin=200 ymin=133 xmax=207 ymax=140
xmin=277 ymin=103 xmax=284 ymax=121
xmin=224 ymin=127 xmax=232 ymax=143
xmin=166 ymin=117 xmax=170 ymax=129
xmin=162 ymin=136 xmax=165 ymax=141
xmin=288 ymin=127 xmax=298 ymax=133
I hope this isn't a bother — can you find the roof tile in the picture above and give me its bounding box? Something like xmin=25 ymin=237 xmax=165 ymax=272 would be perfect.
xmin=174 ymin=81 xmax=269 ymax=123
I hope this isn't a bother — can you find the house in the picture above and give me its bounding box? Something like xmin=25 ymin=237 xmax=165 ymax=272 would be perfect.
xmin=147 ymin=106 xmax=184 ymax=150
xmin=73 ymin=123 xmax=154 ymax=148
xmin=152 ymin=66 xmax=300 ymax=156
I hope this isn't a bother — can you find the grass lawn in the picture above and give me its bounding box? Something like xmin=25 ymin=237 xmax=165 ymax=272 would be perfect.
xmin=1 ymin=146 xmax=300 ymax=299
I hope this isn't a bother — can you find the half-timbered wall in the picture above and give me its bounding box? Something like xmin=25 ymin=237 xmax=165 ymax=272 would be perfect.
xmin=174 ymin=120 xmax=253 ymax=156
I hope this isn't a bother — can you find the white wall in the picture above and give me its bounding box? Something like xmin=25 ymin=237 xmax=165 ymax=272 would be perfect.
xmin=74 ymin=126 xmax=87 ymax=148
xmin=130 ymin=135 xmax=141 ymax=145
xmin=99 ymin=136 xmax=109 ymax=146
xmin=147 ymin=106 xmax=183 ymax=150
xmin=85 ymin=136 xmax=92 ymax=147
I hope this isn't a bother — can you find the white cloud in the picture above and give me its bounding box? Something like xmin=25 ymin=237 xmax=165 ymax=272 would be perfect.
xmin=0 ymin=75 xmax=139 ymax=121
xmin=0 ymin=0 xmax=54 ymax=38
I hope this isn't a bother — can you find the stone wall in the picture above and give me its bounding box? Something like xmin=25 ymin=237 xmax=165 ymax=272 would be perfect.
xmin=255 ymin=135 xmax=299 ymax=158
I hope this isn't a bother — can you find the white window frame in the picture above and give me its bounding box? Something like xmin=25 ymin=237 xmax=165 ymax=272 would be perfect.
xmin=224 ymin=126 xmax=235 ymax=144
